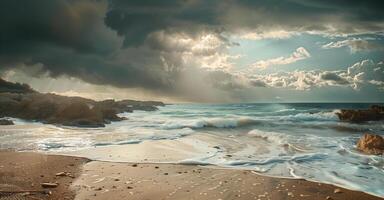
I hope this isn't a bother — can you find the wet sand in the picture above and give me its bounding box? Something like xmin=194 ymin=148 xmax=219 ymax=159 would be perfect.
xmin=1 ymin=151 xmax=383 ymax=200
xmin=0 ymin=151 xmax=89 ymax=200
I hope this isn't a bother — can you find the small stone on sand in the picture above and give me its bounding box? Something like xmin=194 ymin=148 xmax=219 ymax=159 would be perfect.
xmin=334 ymin=188 xmax=342 ymax=194
xmin=41 ymin=182 xmax=58 ymax=188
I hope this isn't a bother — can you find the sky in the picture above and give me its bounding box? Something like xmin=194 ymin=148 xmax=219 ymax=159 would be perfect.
xmin=0 ymin=0 xmax=383 ymax=103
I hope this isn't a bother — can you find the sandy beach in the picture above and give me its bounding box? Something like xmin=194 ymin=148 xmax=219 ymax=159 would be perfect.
xmin=0 ymin=151 xmax=88 ymax=200
xmin=0 ymin=151 xmax=382 ymax=200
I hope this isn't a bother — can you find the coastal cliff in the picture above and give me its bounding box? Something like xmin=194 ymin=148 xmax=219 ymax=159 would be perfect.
xmin=0 ymin=78 xmax=164 ymax=127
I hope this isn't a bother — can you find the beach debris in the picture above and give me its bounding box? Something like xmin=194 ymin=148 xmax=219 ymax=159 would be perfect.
xmin=114 ymin=178 xmax=120 ymax=181
xmin=41 ymin=182 xmax=58 ymax=188
xmin=326 ymin=196 xmax=333 ymax=200
xmin=356 ymin=133 xmax=384 ymax=155
xmin=94 ymin=187 xmax=102 ymax=191
xmin=164 ymin=173 xmax=169 ymax=175
xmin=132 ymin=164 xmax=138 ymax=167
xmin=334 ymin=188 xmax=342 ymax=194
xmin=55 ymin=172 xmax=74 ymax=178
xmin=56 ymin=172 xmax=67 ymax=176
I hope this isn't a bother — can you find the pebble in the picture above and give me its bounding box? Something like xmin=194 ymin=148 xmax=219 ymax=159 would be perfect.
xmin=334 ymin=188 xmax=342 ymax=194
xmin=41 ymin=182 xmax=58 ymax=188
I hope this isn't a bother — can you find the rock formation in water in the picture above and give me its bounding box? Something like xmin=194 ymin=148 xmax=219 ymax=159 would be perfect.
xmin=336 ymin=105 xmax=384 ymax=122
xmin=0 ymin=78 xmax=164 ymax=127
xmin=0 ymin=119 xmax=14 ymax=125
xmin=356 ymin=133 xmax=384 ymax=155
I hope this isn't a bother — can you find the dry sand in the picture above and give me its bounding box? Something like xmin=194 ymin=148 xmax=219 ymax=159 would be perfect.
xmin=1 ymin=151 xmax=383 ymax=200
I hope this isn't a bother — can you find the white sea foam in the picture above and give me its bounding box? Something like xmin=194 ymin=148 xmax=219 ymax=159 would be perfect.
xmin=161 ymin=117 xmax=258 ymax=129
xmin=279 ymin=110 xmax=339 ymax=121
xmin=276 ymin=108 xmax=296 ymax=112
xmin=248 ymin=129 xmax=289 ymax=145
xmin=1 ymin=104 xmax=384 ymax=197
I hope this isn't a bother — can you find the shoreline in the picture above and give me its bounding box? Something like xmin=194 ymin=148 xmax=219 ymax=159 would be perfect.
xmin=0 ymin=151 xmax=382 ymax=200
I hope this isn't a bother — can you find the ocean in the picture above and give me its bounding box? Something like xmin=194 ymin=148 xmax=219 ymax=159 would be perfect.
xmin=1 ymin=103 xmax=383 ymax=196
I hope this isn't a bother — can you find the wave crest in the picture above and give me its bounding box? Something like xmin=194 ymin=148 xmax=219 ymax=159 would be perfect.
xmin=162 ymin=117 xmax=260 ymax=129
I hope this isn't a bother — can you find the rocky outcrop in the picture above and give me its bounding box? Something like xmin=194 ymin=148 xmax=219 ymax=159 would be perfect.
xmin=0 ymin=119 xmax=14 ymax=125
xmin=336 ymin=105 xmax=384 ymax=123
xmin=0 ymin=78 xmax=35 ymax=93
xmin=356 ymin=133 xmax=384 ymax=155
xmin=0 ymin=78 xmax=164 ymax=127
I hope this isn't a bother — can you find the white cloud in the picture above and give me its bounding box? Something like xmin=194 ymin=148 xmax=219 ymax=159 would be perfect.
xmin=239 ymin=30 xmax=298 ymax=40
xmin=369 ymin=80 xmax=384 ymax=90
xmin=322 ymin=38 xmax=384 ymax=53
xmin=148 ymin=30 xmax=241 ymax=71
xmin=248 ymin=60 xmax=384 ymax=91
xmin=249 ymin=47 xmax=310 ymax=69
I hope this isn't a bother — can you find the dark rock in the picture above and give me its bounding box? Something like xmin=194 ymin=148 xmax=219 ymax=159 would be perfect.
xmin=0 ymin=119 xmax=13 ymax=125
xmin=336 ymin=105 xmax=384 ymax=122
xmin=41 ymin=182 xmax=58 ymax=188
xmin=356 ymin=133 xmax=384 ymax=155
xmin=0 ymin=79 xmax=164 ymax=127
xmin=0 ymin=78 xmax=35 ymax=93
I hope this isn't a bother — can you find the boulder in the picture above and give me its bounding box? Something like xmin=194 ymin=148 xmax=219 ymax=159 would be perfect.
xmin=0 ymin=119 xmax=14 ymax=125
xmin=336 ymin=105 xmax=384 ymax=122
xmin=356 ymin=133 xmax=384 ymax=155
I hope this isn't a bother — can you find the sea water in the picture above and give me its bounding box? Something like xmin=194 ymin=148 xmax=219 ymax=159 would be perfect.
xmin=1 ymin=103 xmax=383 ymax=197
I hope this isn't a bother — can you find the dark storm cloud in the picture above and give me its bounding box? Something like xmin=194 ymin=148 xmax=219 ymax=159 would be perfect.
xmin=105 ymin=0 xmax=384 ymax=46
xmin=0 ymin=0 xmax=121 ymax=55
xmin=0 ymin=0 xmax=177 ymax=90
xmin=223 ymin=0 xmax=384 ymax=34
xmin=0 ymin=0 xmax=383 ymax=98
xmin=105 ymin=0 xmax=221 ymax=46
